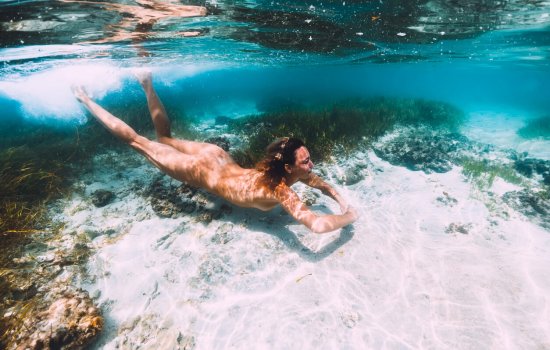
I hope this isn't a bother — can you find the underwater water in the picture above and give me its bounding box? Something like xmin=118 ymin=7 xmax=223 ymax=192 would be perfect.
xmin=1 ymin=0 xmax=550 ymax=349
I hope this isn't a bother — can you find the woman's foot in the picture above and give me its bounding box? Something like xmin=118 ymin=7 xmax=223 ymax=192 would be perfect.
xmin=133 ymin=69 xmax=153 ymax=90
xmin=72 ymin=86 xmax=90 ymax=104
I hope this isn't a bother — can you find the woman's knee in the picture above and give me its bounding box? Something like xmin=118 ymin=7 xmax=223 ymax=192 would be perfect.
xmin=129 ymin=135 xmax=154 ymax=154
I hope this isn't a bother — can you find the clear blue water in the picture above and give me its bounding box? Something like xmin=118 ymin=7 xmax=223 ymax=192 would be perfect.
xmin=2 ymin=2 xmax=550 ymax=348
xmin=0 ymin=0 xmax=549 ymax=126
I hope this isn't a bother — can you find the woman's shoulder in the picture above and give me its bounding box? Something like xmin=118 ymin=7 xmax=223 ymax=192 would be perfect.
xmin=272 ymin=181 xmax=300 ymax=200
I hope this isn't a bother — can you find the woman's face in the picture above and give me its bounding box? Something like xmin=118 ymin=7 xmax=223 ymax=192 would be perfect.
xmin=289 ymin=146 xmax=314 ymax=179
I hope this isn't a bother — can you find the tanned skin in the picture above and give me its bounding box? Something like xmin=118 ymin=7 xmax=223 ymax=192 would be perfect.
xmin=60 ymin=0 xmax=206 ymax=44
xmin=73 ymin=72 xmax=358 ymax=233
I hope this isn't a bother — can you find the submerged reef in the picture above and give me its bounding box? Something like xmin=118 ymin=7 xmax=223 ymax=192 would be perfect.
xmin=517 ymin=115 xmax=550 ymax=140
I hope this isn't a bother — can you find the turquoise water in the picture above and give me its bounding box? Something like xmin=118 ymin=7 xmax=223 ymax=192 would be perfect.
xmin=1 ymin=1 xmax=549 ymax=125
xmin=1 ymin=1 xmax=550 ymax=349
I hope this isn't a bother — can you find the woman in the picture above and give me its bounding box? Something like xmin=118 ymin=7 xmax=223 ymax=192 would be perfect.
xmin=73 ymin=72 xmax=358 ymax=233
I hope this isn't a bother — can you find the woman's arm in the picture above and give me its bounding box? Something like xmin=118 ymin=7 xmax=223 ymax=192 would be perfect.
xmin=275 ymin=183 xmax=357 ymax=234
xmin=300 ymin=173 xmax=349 ymax=213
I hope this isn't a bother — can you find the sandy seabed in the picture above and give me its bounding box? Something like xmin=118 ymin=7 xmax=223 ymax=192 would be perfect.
xmin=48 ymin=119 xmax=550 ymax=349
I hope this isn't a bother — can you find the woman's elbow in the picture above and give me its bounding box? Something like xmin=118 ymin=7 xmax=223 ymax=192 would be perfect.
xmin=307 ymin=214 xmax=355 ymax=234
xmin=309 ymin=218 xmax=334 ymax=234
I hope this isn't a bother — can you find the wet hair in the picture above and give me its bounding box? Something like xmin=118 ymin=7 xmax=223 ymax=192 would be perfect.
xmin=256 ymin=137 xmax=305 ymax=189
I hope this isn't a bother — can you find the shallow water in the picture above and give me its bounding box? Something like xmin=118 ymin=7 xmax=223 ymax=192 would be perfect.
xmin=1 ymin=1 xmax=550 ymax=349
xmin=53 ymin=148 xmax=549 ymax=349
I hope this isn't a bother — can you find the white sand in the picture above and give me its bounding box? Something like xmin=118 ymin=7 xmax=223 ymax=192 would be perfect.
xmin=52 ymin=143 xmax=550 ymax=349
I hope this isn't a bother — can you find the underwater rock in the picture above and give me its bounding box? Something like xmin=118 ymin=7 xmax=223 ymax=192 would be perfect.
xmin=204 ymin=136 xmax=230 ymax=151
xmin=10 ymin=289 xmax=102 ymax=350
xmin=340 ymin=310 xmax=360 ymax=329
xmin=151 ymin=197 xmax=196 ymax=218
xmin=196 ymin=211 xmax=213 ymax=224
xmin=373 ymin=130 xmax=465 ymax=173
xmin=445 ymin=223 xmax=472 ymax=235
xmin=7 ymin=277 xmax=37 ymax=301
xmin=302 ymin=190 xmax=319 ymax=206
xmin=336 ymin=164 xmax=367 ymax=185
xmin=436 ymin=192 xmax=458 ymax=207
xmin=90 ymin=189 xmax=114 ymax=207
xmin=146 ymin=177 xmax=228 ymax=220
xmin=514 ymin=158 xmax=550 ymax=185
xmin=196 ymin=208 xmax=223 ymax=224
xmin=177 ymin=333 xmax=196 ymax=350
xmin=147 ymin=178 xmax=197 ymax=218
xmin=177 ymin=183 xmax=198 ymax=198
xmin=502 ymin=190 xmax=550 ymax=230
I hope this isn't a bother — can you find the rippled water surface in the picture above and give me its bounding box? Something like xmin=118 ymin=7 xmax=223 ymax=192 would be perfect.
xmin=1 ymin=0 xmax=549 ymax=120
xmin=1 ymin=0 xmax=550 ymax=66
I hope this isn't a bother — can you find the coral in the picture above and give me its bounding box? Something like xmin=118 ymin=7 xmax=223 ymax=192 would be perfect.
xmin=4 ymin=289 xmax=102 ymax=350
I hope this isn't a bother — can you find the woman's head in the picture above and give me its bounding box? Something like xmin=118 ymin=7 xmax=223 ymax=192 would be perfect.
xmin=256 ymin=137 xmax=314 ymax=188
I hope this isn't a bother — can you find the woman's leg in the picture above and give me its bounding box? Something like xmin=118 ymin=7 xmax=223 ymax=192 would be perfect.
xmin=74 ymin=86 xmax=202 ymax=184
xmin=135 ymin=70 xmax=171 ymax=139
xmin=135 ymin=71 xmax=215 ymax=155
xmin=74 ymin=86 xmax=139 ymax=144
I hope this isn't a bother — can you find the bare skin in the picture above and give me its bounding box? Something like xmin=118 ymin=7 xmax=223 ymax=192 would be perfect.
xmin=61 ymin=0 xmax=206 ymax=45
xmin=73 ymin=73 xmax=358 ymax=233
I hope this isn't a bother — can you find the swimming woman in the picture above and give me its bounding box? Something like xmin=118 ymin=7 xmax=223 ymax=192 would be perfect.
xmin=73 ymin=72 xmax=358 ymax=233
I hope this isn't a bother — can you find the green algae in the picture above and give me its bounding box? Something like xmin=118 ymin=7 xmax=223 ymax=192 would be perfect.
xmin=518 ymin=115 xmax=550 ymax=139
xmin=230 ymin=97 xmax=464 ymax=166
xmin=460 ymin=158 xmax=524 ymax=190
xmin=0 ymin=125 xmax=99 ymax=348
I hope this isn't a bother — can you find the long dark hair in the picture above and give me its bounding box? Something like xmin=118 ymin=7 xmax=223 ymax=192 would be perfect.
xmin=256 ymin=137 xmax=305 ymax=189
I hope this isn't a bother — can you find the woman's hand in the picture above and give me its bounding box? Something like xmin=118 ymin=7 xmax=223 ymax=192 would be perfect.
xmin=337 ymin=197 xmax=350 ymax=214
xmin=339 ymin=202 xmax=348 ymax=214
xmin=346 ymin=206 xmax=359 ymax=221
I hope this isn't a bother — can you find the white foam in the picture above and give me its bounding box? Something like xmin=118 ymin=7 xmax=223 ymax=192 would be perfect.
xmin=0 ymin=61 xmax=222 ymax=122
xmin=0 ymin=63 xmax=124 ymax=121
